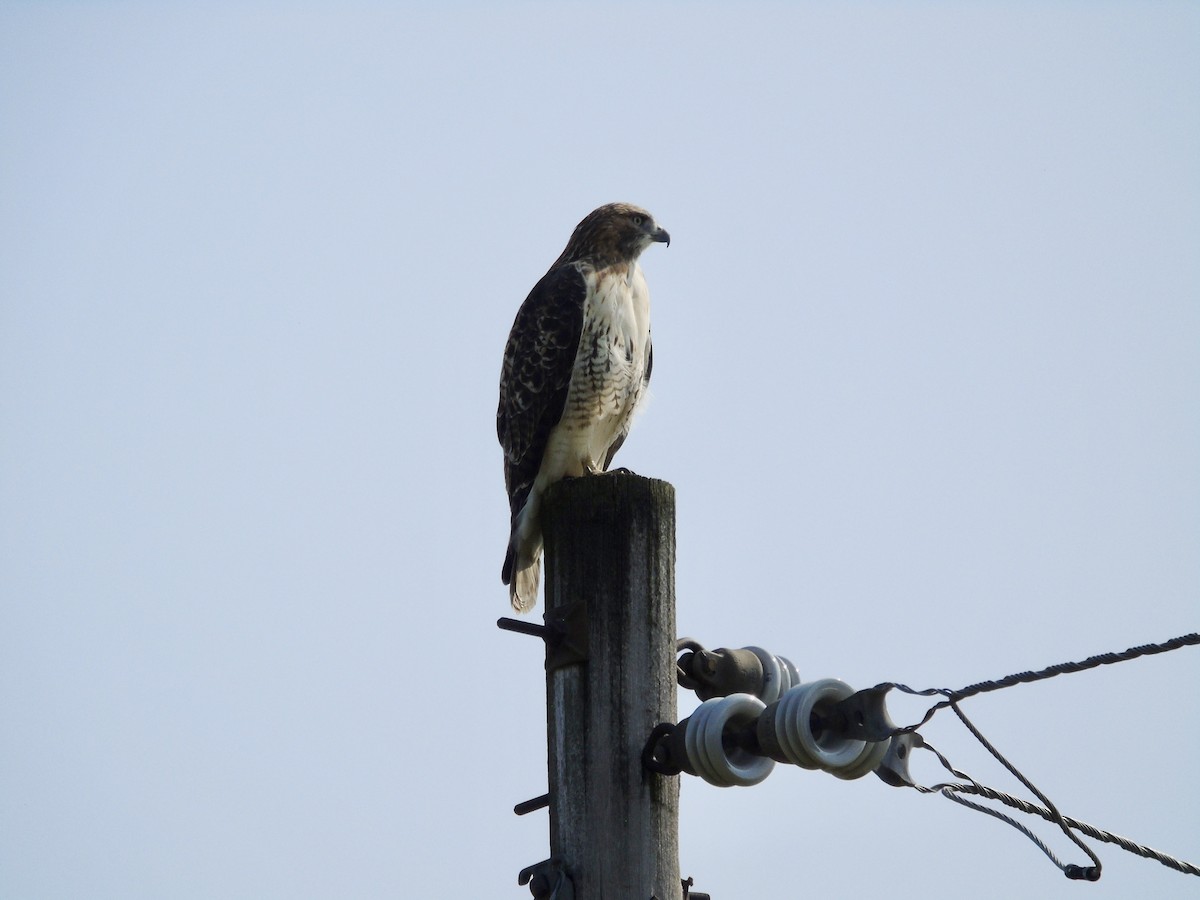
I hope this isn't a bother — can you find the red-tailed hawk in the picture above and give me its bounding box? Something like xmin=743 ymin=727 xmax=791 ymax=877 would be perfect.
xmin=497 ymin=203 xmax=670 ymax=612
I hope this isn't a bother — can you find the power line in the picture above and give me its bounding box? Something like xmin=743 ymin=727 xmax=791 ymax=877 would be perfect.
xmin=933 ymin=774 xmax=1200 ymax=877
xmin=884 ymin=632 xmax=1200 ymax=734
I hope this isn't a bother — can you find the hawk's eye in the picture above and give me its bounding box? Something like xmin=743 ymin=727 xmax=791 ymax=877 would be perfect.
xmin=632 ymin=215 xmax=644 ymax=226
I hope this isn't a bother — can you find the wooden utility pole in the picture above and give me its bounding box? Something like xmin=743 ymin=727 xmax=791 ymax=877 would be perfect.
xmin=540 ymin=472 xmax=681 ymax=900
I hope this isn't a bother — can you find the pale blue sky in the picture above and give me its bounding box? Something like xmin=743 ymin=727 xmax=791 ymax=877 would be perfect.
xmin=2 ymin=3 xmax=1197 ymax=898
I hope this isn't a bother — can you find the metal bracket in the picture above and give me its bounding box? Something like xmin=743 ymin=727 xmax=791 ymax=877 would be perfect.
xmin=518 ymin=858 xmax=575 ymax=900
xmin=642 ymin=722 xmax=687 ymax=777
xmin=544 ymin=600 xmax=588 ymax=670
xmin=496 ymin=600 xmax=589 ymax=671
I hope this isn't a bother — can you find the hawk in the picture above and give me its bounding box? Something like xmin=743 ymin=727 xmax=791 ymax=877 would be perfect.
xmin=497 ymin=203 xmax=670 ymax=612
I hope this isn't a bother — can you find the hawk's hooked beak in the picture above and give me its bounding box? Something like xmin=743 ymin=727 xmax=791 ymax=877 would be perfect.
xmin=651 ymin=226 xmax=670 ymax=247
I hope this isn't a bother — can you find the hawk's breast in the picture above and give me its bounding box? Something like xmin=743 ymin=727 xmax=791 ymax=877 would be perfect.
xmin=543 ymin=264 xmax=651 ymax=477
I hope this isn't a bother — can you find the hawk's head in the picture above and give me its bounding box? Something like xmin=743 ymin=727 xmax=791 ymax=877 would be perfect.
xmin=556 ymin=202 xmax=670 ymax=269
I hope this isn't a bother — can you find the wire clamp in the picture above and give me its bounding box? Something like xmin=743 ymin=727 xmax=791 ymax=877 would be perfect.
xmin=828 ymin=684 xmax=901 ymax=743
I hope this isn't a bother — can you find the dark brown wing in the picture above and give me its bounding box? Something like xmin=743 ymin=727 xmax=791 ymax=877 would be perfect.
xmin=497 ymin=263 xmax=587 ymax=519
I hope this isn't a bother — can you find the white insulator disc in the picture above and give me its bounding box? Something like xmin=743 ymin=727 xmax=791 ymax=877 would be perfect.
xmin=684 ymin=699 xmax=722 ymax=785
xmin=743 ymin=646 xmax=784 ymax=704
xmin=831 ymin=735 xmax=892 ymax=781
xmin=700 ymin=693 xmax=774 ymax=787
xmin=777 ymin=679 xmax=867 ymax=773
xmin=778 ymin=656 xmax=800 ymax=693
xmin=771 ymin=685 xmax=821 ymax=769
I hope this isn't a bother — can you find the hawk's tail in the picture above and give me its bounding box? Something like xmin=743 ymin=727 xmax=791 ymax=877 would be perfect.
xmin=502 ymin=542 xmax=540 ymax=614
xmin=508 ymin=557 xmax=540 ymax=614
